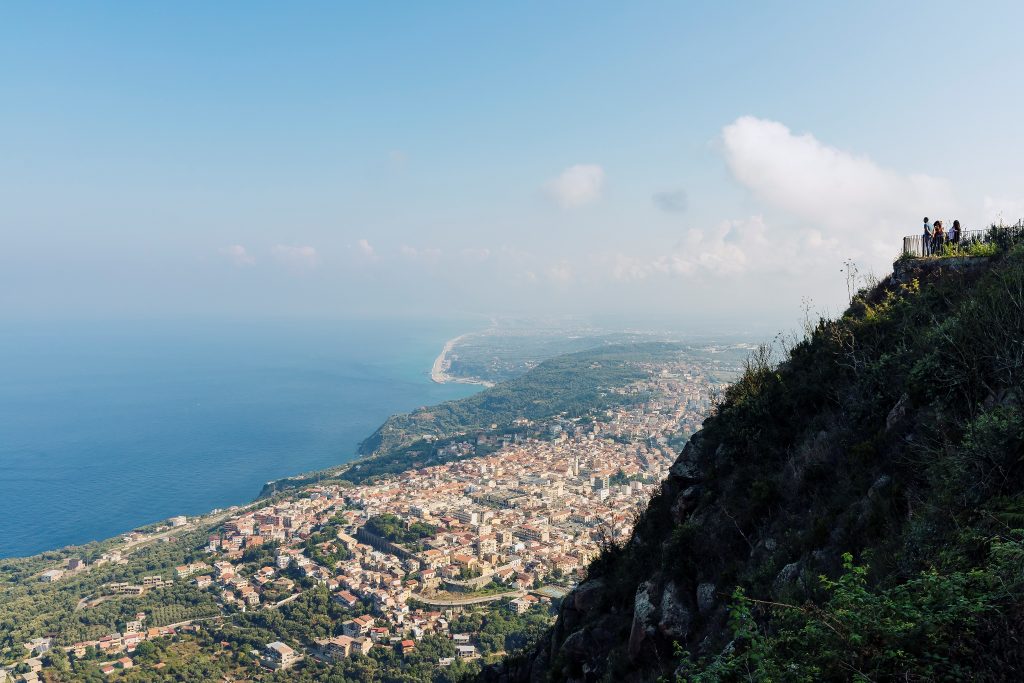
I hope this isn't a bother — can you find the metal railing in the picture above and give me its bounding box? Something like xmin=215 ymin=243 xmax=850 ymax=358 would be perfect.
xmin=901 ymin=222 xmax=1024 ymax=258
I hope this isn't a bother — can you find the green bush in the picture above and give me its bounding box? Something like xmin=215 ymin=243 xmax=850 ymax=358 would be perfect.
xmin=677 ymin=543 xmax=1024 ymax=682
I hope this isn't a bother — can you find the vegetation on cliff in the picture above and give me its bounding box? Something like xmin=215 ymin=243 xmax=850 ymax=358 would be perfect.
xmin=501 ymin=237 xmax=1024 ymax=681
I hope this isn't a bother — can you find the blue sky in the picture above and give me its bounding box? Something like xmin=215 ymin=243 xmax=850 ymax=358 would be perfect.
xmin=2 ymin=2 xmax=1023 ymax=328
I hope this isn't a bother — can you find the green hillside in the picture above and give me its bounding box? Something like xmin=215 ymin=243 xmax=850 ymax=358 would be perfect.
xmin=493 ymin=235 xmax=1024 ymax=681
xmin=339 ymin=342 xmax=706 ymax=484
xmin=259 ymin=342 xmax=716 ymax=494
xmin=358 ymin=342 xmax=689 ymax=455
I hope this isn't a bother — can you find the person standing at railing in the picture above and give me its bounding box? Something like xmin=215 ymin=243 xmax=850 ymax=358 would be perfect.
xmin=950 ymin=220 xmax=962 ymax=251
xmin=923 ymin=217 xmax=933 ymax=255
xmin=933 ymin=220 xmax=946 ymax=254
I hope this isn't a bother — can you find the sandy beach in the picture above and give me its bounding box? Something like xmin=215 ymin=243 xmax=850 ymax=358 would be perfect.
xmin=430 ymin=334 xmax=494 ymax=387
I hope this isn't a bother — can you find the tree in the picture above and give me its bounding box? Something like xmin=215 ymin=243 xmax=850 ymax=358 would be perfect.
xmin=44 ymin=646 xmax=71 ymax=674
xmin=134 ymin=640 xmax=157 ymax=661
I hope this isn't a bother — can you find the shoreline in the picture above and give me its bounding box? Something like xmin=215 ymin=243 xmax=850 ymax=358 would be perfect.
xmin=430 ymin=333 xmax=494 ymax=387
xmin=4 ymin=333 xmax=489 ymax=562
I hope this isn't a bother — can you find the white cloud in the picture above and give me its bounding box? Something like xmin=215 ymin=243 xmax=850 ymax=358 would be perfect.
xmin=611 ymin=254 xmax=654 ymax=281
xmin=721 ymin=116 xmax=955 ymax=263
xmin=460 ymin=247 xmax=491 ymax=262
xmin=545 ymin=164 xmax=605 ymax=208
xmin=271 ymin=244 xmax=319 ymax=269
xmin=220 ymin=244 xmax=255 ymax=267
xmin=546 ymin=261 xmax=573 ymax=283
xmin=399 ymin=244 xmax=442 ymax=263
xmin=983 ymin=196 xmax=1024 ymax=226
xmin=357 ymin=238 xmax=376 ymax=259
xmin=609 ymin=216 xmax=840 ymax=282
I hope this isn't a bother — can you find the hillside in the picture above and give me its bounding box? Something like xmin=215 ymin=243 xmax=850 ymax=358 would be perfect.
xmin=359 ymin=342 xmax=691 ymax=455
xmin=0 ymin=340 xmax=731 ymax=681
xmin=491 ymin=236 xmax=1024 ymax=681
xmin=258 ymin=342 xmax=741 ymax=494
xmin=441 ymin=329 xmax=710 ymax=385
xmin=342 ymin=342 xmax=741 ymax=485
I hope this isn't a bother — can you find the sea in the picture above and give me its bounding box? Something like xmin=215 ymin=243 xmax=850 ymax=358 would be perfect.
xmin=0 ymin=319 xmax=482 ymax=559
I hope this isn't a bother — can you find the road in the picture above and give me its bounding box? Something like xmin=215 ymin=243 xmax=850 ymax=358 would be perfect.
xmin=268 ymin=591 xmax=303 ymax=609
xmin=74 ymin=594 xmax=115 ymax=612
xmin=43 ymin=503 xmax=259 ymax=585
xmin=123 ymin=503 xmax=257 ymax=553
xmin=410 ymin=589 xmax=525 ymax=607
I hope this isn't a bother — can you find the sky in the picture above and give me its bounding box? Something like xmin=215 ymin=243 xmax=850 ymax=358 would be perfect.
xmin=2 ymin=1 xmax=1024 ymax=331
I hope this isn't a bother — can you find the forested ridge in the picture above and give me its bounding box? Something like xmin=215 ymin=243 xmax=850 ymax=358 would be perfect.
xmin=358 ymin=343 xmax=685 ymax=457
xmin=490 ymin=237 xmax=1024 ymax=681
xmin=264 ymin=343 xmax=697 ymax=493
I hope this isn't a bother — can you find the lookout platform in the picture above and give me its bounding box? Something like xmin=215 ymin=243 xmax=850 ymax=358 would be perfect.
xmin=900 ymin=222 xmax=1023 ymax=259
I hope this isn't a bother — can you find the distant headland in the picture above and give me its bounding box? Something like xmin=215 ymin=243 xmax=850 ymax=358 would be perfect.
xmin=430 ymin=333 xmax=495 ymax=387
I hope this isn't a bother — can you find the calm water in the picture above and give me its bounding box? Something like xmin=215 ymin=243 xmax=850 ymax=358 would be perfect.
xmin=0 ymin=319 xmax=480 ymax=558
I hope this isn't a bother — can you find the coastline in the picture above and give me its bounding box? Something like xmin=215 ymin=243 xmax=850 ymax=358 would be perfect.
xmin=430 ymin=333 xmax=495 ymax=387
xmin=4 ymin=331 xmax=487 ymax=562
xmin=1 ymin=323 xmax=486 ymax=561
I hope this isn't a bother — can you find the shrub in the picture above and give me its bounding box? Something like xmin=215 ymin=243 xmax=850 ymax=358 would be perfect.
xmin=676 ymin=545 xmax=1024 ymax=682
xmin=964 ymin=240 xmax=998 ymax=257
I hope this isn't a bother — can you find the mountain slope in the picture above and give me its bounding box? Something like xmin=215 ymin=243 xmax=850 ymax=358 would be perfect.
xmin=262 ymin=342 xmax=726 ymax=495
xmin=347 ymin=342 xmax=729 ymax=484
xmin=492 ymin=243 xmax=1024 ymax=682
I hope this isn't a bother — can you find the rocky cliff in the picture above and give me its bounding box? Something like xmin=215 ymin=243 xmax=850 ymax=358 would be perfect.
xmin=486 ymin=241 xmax=1024 ymax=681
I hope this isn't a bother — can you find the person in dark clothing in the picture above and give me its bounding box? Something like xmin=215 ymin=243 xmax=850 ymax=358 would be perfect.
xmin=950 ymin=219 xmax=962 ymax=250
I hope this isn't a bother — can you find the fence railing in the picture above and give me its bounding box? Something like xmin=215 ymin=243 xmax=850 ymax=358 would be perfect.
xmin=901 ymin=222 xmax=1024 ymax=258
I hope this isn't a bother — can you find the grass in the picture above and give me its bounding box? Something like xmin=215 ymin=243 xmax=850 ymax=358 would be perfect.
xmin=933 ymin=240 xmax=999 ymax=258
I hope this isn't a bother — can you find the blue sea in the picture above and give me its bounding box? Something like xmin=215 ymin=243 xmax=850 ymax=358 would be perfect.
xmin=0 ymin=319 xmax=481 ymax=558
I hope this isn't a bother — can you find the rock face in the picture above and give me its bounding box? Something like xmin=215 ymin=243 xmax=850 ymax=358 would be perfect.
xmin=892 ymin=254 xmax=991 ymax=283
xmin=628 ymin=582 xmax=658 ymax=660
xmin=481 ymin=255 xmax=1024 ymax=683
xmin=493 ymin=435 xmax=717 ymax=682
xmin=886 ymin=393 xmax=909 ymax=430
xmin=657 ymin=581 xmax=691 ymax=640
xmin=772 ymin=561 xmax=803 ymax=596
xmin=485 ymin=395 xmax=908 ymax=682
xmin=574 ymin=579 xmax=604 ymax=611
xmin=696 ymin=582 xmax=716 ymax=616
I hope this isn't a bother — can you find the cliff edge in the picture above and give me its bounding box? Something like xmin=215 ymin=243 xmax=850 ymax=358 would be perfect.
xmin=488 ymin=241 xmax=1024 ymax=681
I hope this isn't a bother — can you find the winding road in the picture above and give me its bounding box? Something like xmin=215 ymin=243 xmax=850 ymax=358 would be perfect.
xmin=410 ymin=589 xmax=525 ymax=607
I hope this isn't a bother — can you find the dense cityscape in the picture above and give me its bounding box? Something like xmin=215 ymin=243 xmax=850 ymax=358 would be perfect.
xmin=2 ymin=351 xmax=732 ymax=681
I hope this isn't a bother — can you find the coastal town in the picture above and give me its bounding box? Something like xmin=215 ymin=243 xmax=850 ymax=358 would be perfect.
xmin=2 ymin=349 xmax=732 ymax=681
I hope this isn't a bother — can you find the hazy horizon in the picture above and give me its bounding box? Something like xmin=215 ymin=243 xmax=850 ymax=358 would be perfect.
xmin=3 ymin=2 xmax=1024 ymax=330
